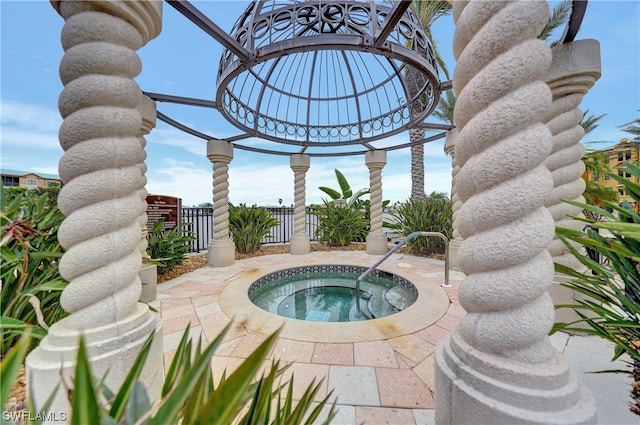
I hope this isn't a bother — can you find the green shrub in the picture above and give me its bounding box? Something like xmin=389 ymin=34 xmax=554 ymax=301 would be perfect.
xmin=229 ymin=204 xmax=279 ymax=254
xmin=385 ymin=192 xmax=453 ymax=255
xmin=146 ymin=220 xmax=194 ymax=273
xmin=311 ymin=200 xmax=369 ymax=246
xmin=1 ymin=187 xmax=28 ymax=205
xmin=1 ymin=186 xmax=60 ymax=207
xmin=0 ymin=188 xmax=67 ymax=355
xmin=318 ymin=169 xmax=370 ymax=208
xmin=553 ymin=162 xmax=640 ymax=365
xmin=1 ymin=326 xmax=336 ymax=424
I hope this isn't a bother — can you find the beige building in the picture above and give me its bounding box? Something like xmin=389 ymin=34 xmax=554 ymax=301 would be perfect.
xmin=1 ymin=168 xmax=62 ymax=189
xmin=583 ymin=138 xmax=640 ymax=211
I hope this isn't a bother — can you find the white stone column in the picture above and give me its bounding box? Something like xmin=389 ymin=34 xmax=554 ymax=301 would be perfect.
xmin=542 ymin=40 xmax=601 ymax=323
xmin=434 ymin=2 xmax=596 ymax=424
xmin=444 ymin=129 xmax=463 ymax=271
xmin=137 ymin=95 xmax=157 ymax=303
xmin=207 ymin=140 xmax=235 ymax=267
xmin=26 ymin=1 xmax=164 ymax=419
xmin=365 ymin=150 xmax=388 ymax=255
xmin=289 ymin=154 xmax=311 ymax=255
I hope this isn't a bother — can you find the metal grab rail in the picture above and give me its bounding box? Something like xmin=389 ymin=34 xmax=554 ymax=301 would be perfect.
xmin=355 ymin=231 xmax=451 ymax=304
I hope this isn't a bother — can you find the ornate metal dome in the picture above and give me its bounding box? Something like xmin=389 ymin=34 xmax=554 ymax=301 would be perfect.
xmin=216 ymin=0 xmax=441 ymax=147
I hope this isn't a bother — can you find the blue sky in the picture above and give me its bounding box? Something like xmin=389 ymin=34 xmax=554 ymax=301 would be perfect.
xmin=1 ymin=1 xmax=638 ymax=207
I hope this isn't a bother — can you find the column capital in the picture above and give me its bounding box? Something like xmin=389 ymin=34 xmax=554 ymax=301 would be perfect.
xmin=290 ymin=153 xmax=310 ymax=172
xmin=365 ymin=150 xmax=386 ymax=169
xmin=51 ymin=0 xmax=162 ymax=46
xmin=444 ymin=128 xmax=458 ymax=156
xmin=207 ymin=139 xmax=234 ymax=163
xmin=545 ymin=39 xmax=601 ymax=97
xmin=138 ymin=95 xmax=156 ymax=136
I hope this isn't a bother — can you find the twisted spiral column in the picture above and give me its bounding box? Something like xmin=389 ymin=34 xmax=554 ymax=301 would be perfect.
xmin=434 ymin=1 xmax=595 ymax=423
xmin=290 ymin=154 xmax=311 ymax=255
xmin=27 ymin=1 xmax=163 ymax=418
xmin=366 ymin=150 xmax=387 ymax=255
xmin=207 ymin=140 xmax=235 ymax=267
xmin=137 ymin=95 xmax=158 ymax=303
xmin=409 ymin=128 xmax=426 ymax=200
xmin=543 ymin=40 xmax=601 ymax=326
xmin=137 ymin=95 xmax=157 ymax=258
xmin=444 ymin=129 xmax=463 ymax=270
xmin=544 ymin=40 xmax=601 ymax=265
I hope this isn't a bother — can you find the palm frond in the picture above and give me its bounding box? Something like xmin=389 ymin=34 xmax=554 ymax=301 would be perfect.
xmin=538 ymin=0 xmax=572 ymax=44
xmin=580 ymin=109 xmax=607 ymax=135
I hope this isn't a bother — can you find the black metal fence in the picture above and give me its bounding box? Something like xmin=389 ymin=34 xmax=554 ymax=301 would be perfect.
xmin=181 ymin=206 xmax=319 ymax=253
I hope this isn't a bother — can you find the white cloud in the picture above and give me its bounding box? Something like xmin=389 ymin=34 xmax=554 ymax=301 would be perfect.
xmin=146 ymin=161 xmax=213 ymax=206
xmin=142 ymin=153 xmax=454 ymax=207
xmin=1 ymin=100 xmax=61 ymax=133
xmin=1 ymin=128 xmax=63 ymax=151
xmin=147 ymin=127 xmax=209 ymax=157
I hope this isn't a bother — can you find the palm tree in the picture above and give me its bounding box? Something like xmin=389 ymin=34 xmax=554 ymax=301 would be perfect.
xmin=580 ymin=115 xmax=619 ymax=217
xmin=407 ymin=0 xmax=571 ymax=200
xmin=580 ymin=109 xmax=607 ymax=135
xmin=433 ymin=90 xmax=456 ymax=126
xmin=582 ymin=148 xmax=619 ymax=217
xmin=619 ymin=112 xmax=640 ymax=142
xmin=408 ymin=0 xmax=452 ymax=200
xmin=538 ymin=0 xmax=572 ymax=46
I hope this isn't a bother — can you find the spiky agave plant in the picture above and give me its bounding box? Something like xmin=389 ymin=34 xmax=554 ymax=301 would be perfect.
xmin=1 ymin=325 xmax=336 ymax=425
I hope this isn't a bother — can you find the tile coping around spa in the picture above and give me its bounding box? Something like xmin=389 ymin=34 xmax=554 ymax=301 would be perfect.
xmin=218 ymin=255 xmax=451 ymax=343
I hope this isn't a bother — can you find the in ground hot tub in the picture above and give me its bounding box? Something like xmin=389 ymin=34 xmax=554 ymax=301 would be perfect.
xmin=248 ymin=265 xmax=417 ymax=322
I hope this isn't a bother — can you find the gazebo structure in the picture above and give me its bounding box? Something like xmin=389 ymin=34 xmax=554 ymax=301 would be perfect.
xmin=27 ymin=0 xmax=601 ymax=423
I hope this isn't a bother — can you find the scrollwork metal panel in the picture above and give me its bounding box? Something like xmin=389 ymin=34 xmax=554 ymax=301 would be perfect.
xmin=217 ymin=0 xmax=440 ymax=146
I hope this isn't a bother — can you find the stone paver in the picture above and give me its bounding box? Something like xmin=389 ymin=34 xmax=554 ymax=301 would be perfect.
xmin=376 ymin=368 xmax=433 ymax=408
xmin=154 ymin=251 xmax=631 ymax=424
xmin=313 ymin=343 xmax=354 ymax=366
xmin=354 ymin=340 xmax=398 ymax=368
xmin=272 ymin=338 xmax=315 ymax=362
xmin=328 ymin=365 xmax=380 ymax=406
xmin=355 ymin=406 xmax=416 ymax=424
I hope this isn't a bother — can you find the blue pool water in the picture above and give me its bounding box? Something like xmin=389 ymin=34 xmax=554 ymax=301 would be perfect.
xmin=248 ymin=266 xmax=418 ymax=322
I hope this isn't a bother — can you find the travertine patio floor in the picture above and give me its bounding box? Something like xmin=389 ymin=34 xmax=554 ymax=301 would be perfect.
xmin=151 ymin=251 xmax=465 ymax=424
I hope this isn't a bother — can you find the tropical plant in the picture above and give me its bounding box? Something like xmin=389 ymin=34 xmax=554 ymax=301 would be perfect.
xmin=229 ymin=203 xmax=279 ymax=254
xmin=0 ymin=188 xmax=67 ymax=355
xmin=146 ymin=220 xmax=195 ymax=273
xmin=319 ymin=169 xmax=369 ymax=208
xmin=553 ymin=162 xmax=640 ymax=367
xmin=538 ymin=0 xmax=572 ymax=46
xmin=1 ymin=325 xmax=336 ymax=424
xmin=411 ymin=0 xmax=452 ymax=81
xmin=433 ymin=90 xmax=456 ymax=126
xmin=407 ymin=0 xmax=453 ymax=201
xmin=385 ymin=192 xmax=452 ymax=255
xmin=581 ymin=148 xmax=619 ymax=219
xmin=580 ymin=109 xmax=607 ymax=136
xmin=1 ymin=186 xmax=29 ymax=205
xmin=1 ymin=186 xmax=60 ymax=208
xmin=311 ymin=200 xmax=369 ymax=247
xmin=619 ymin=112 xmax=640 ymax=142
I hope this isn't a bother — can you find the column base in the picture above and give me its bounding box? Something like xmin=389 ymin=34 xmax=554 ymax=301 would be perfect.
xmin=290 ymin=233 xmax=310 ymax=255
xmin=448 ymin=238 xmax=463 ymax=271
xmin=208 ymin=238 xmax=235 ymax=267
xmin=139 ymin=264 xmax=157 ymax=302
xmin=434 ymin=328 xmax=596 ymax=425
xmin=366 ymin=233 xmax=388 ymax=255
xmin=26 ymin=304 xmax=163 ymax=423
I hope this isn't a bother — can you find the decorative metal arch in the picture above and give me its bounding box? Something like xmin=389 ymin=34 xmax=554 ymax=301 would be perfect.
xmin=215 ymin=0 xmax=441 ymax=146
xmin=154 ymin=0 xmax=586 ymax=156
